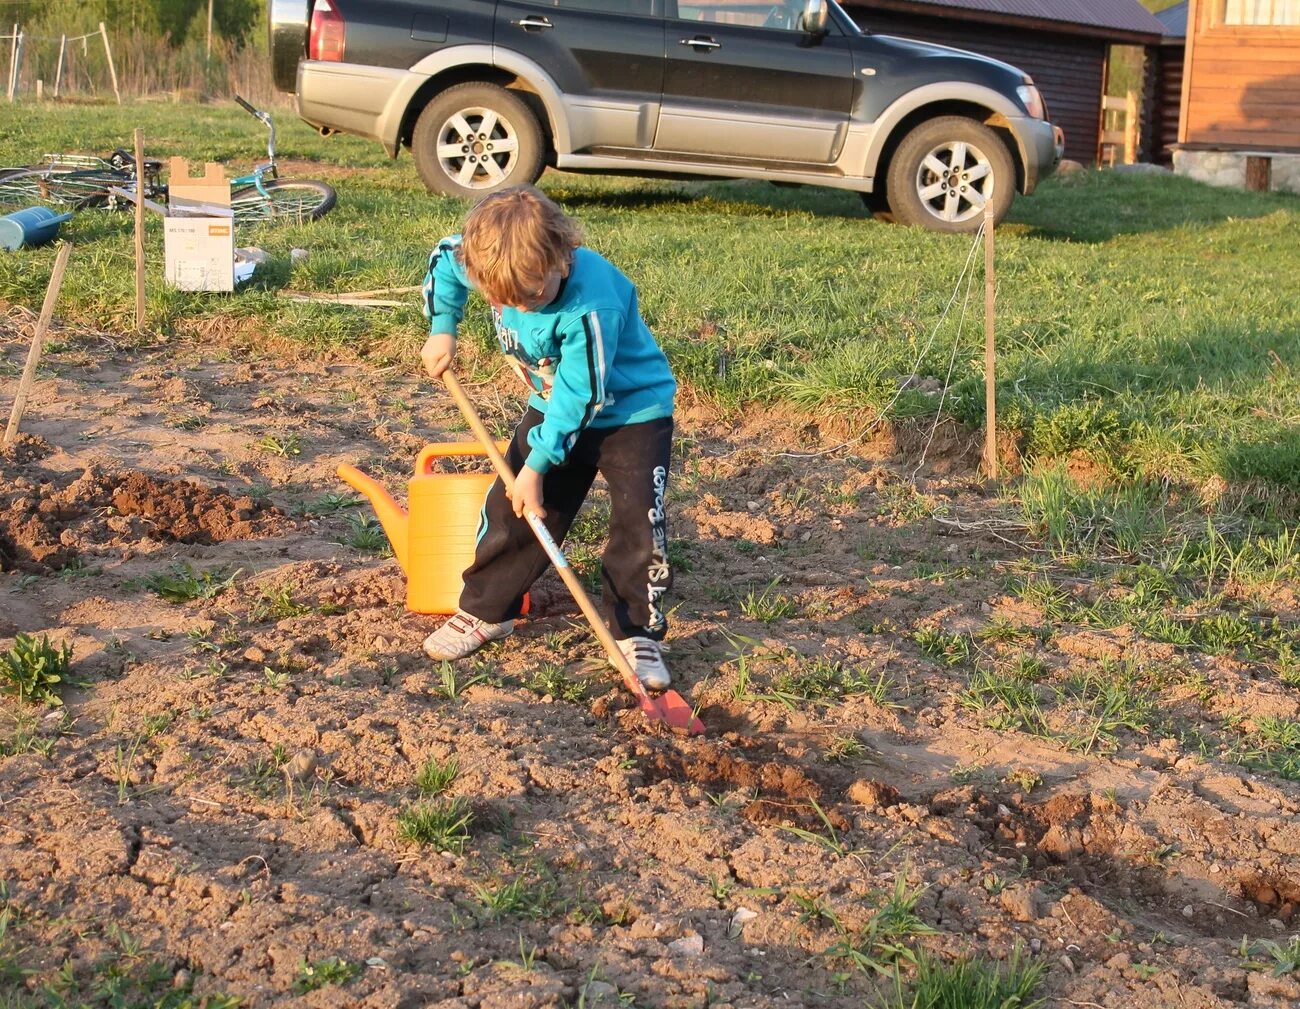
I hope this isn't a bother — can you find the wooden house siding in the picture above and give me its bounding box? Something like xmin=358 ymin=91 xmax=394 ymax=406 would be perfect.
xmin=845 ymin=8 xmax=1107 ymax=162
xmin=1151 ymin=43 xmax=1185 ymax=162
xmin=1180 ymin=1 xmax=1300 ymax=149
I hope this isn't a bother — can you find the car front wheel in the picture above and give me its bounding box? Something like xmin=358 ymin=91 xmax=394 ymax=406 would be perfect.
xmin=885 ymin=117 xmax=1015 ymax=233
xmin=412 ymin=82 xmax=545 ymax=200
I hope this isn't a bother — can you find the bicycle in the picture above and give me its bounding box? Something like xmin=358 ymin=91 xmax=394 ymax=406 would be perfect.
xmin=0 ymin=96 xmax=336 ymax=226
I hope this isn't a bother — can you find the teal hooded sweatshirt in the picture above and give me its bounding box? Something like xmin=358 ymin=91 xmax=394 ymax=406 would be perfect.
xmin=422 ymin=237 xmax=676 ymax=475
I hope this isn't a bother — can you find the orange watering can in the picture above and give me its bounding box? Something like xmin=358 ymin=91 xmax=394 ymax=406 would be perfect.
xmin=337 ymin=442 xmax=512 ymax=615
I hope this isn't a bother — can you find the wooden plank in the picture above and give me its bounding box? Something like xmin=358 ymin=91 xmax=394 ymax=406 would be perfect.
xmin=1192 ymin=42 xmax=1300 ymax=59
xmin=1187 ymin=83 xmax=1300 ymax=105
xmin=1189 ymin=74 xmax=1300 ymax=95
xmin=1185 ymin=95 xmax=1300 ymax=120
xmin=1195 ymin=30 xmax=1300 ymax=45
xmin=1183 ymin=123 xmax=1300 ymax=146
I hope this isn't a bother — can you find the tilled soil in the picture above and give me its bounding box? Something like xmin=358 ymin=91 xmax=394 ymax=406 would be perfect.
xmin=2 ymin=313 xmax=1298 ymax=1009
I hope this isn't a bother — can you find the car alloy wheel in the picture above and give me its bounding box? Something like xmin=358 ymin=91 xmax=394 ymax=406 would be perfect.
xmin=436 ymin=105 xmax=523 ymax=191
xmin=913 ymin=139 xmax=995 ymax=226
xmin=413 ymin=82 xmax=545 ymax=200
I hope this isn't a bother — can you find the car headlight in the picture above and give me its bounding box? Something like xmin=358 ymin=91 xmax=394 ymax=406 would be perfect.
xmin=1016 ymin=83 xmax=1045 ymax=120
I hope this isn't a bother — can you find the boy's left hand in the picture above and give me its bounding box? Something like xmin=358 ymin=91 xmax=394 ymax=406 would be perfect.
xmin=510 ymin=465 xmax=546 ymax=519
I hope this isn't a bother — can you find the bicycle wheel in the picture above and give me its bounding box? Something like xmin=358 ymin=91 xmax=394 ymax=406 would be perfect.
xmin=0 ymin=169 xmax=57 ymax=209
xmin=230 ymin=179 xmax=336 ymax=225
xmin=0 ymin=167 xmax=117 ymax=211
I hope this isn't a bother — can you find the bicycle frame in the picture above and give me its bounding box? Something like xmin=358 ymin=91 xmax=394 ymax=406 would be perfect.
xmin=233 ymin=95 xmax=280 ymax=200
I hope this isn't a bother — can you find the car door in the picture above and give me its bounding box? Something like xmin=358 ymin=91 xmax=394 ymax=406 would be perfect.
xmin=659 ymin=0 xmax=855 ymax=163
xmin=495 ymin=0 xmax=665 ymax=151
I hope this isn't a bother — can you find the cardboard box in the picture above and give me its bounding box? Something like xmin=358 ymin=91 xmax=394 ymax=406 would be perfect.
xmin=164 ymin=213 xmax=235 ymax=292
xmin=163 ymin=158 xmax=235 ymax=292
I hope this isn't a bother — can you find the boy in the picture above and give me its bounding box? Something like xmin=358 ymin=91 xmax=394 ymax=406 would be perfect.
xmin=419 ymin=186 xmax=677 ymax=689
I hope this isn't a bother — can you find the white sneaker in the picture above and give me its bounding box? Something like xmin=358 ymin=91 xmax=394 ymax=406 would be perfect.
xmin=423 ymin=610 xmax=514 ymax=661
xmin=615 ymin=636 xmax=672 ymax=691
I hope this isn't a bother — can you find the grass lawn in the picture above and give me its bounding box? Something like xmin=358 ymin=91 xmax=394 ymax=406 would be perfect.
xmin=1 ymin=99 xmax=1298 ymax=498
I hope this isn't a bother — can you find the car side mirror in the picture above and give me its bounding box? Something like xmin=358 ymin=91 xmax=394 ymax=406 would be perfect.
xmin=800 ymin=0 xmax=829 ymax=34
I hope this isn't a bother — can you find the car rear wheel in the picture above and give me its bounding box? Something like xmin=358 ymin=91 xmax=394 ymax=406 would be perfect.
xmin=885 ymin=116 xmax=1014 ymax=233
xmin=412 ymin=82 xmax=545 ymax=200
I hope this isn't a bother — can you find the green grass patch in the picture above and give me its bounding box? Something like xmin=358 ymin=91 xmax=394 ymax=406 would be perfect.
xmin=3 ymin=102 xmax=1298 ymax=494
xmin=414 ymin=754 xmax=459 ymax=798
xmin=872 ymin=945 xmax=1045 ymax=1009
xmin=396 ymin=796 xmax=474 ymax=853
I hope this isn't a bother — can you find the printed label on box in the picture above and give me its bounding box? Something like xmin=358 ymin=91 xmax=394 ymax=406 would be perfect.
xmin=164 ymin=217 xmax=235 ymax=292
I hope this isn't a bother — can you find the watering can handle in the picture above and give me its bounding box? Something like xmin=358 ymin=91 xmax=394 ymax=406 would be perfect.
xmin=415 ymin=440 xmax=511 ymax=476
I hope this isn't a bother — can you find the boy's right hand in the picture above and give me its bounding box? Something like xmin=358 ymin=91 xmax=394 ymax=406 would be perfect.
xmin=421 ymin=332 xmax=457 ymax=378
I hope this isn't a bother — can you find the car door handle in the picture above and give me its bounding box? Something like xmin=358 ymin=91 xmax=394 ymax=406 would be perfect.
xmin=679 ymin=36 xmax=721 ymax=50
xmin=512 ymin=16 xmax=552 ymax=30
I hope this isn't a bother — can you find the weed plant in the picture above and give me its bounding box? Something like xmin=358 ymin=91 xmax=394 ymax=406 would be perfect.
xmin=294 ymin=956 xmax=359 ymax=992
xmin=473 ymin=874 xmax=562 ymax=921
xmin=872 ymin=945 xmax=1044 ymax=1009
xmin=342 ymin=512 xmax=392 ymax=554
xmin=251 ymin=584 xmax=312 ymax=621
xmin=525 ymin=662 xmax=588 ymax=703
xmin=0 ymin=634 xmax=72 ymax=706
xmin=396 ymin=796 xmax=474 ymax=853
xmin=136 ymin=563 xmax=238 ymax=603
xmin=740 ymin=579 xmax=798 ymax=623
xmin=823 ymin=876 xmax=937 ymax=975
xmin=771 ymin=657 xmax=887 ymax=704
xmin=1244 ymin=935 xmax=1300 ymax=976
xmin=415 ymin=754 xmax=459 ymax=797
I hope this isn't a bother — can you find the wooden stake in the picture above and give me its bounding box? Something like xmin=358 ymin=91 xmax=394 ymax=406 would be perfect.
xmin=134 ymin=128 xmax=146 ymax=331
xmin=54 ymin=34 xmax=65 ymax=98
xmin=5 ymin=242 xmax=73 ymax=447
xmin=99 ymin=22 xmax=120 ymax=104
xmin=7 ymin=24 xmax=17 ymax=103
xmin=983 ymin=203 xmax=997 ymax=481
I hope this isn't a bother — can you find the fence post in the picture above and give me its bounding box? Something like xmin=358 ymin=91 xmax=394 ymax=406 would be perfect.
xmin=983 ymin=203 xmax=997 ymax=481
xmin=99 ymin=22 xmax=120 ymax=104
xmin=7 ymin=25 xmax=17 ymax=102
xmin=134 ymin=128 xmax=147 ymax=332
xmin=1124 ymin=90 xmax=1139 ymax=165
xmin=11 ymin=30 xmax=22 ymax=101
xmin=54 ymin=34 xmax=65 ymax=98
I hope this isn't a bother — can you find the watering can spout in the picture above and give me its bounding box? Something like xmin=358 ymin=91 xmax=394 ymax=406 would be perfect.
xmin=337 ymin=464 xmax=409 ymax=573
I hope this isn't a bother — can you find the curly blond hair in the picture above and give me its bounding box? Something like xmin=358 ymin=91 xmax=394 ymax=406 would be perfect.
xmin=459 ymin=186 xmax=582 ymax=307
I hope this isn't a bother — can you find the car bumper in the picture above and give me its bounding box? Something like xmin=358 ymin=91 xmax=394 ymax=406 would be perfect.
xmin=297 ymin=61 xmax=412 ymax=156
xmin=1007 ymin=116 xmax=1062 ymax=195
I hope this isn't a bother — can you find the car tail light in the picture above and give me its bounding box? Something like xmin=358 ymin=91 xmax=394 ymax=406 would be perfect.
xmin=309 ymin=0 xmax=346 ymax=62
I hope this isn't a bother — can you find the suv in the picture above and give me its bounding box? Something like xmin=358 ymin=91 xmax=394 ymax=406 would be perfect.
xmin=269 ymin=0 xmax=1063 ymax=233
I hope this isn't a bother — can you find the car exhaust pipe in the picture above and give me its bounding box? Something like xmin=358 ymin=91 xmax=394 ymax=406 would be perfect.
xmin=318 ymin=126 xmax=336 ymax=137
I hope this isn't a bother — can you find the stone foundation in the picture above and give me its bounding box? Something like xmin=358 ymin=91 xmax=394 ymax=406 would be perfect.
xmin=1173 ymin=149 xmax=1300 ymax=195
